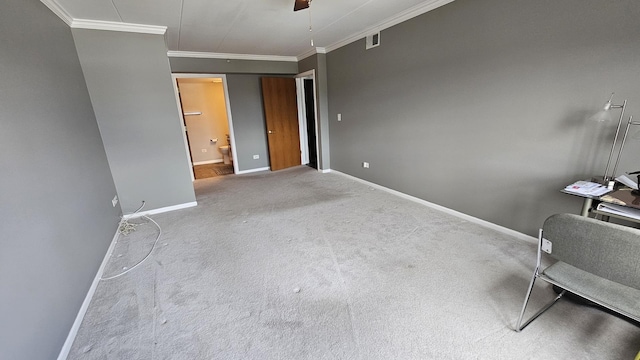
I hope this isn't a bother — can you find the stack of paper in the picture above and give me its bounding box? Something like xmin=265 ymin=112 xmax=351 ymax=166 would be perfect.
xmin=596 ymin=202 xmax=640 ymax=221
xmin=563 ymin=181 xmax=611 ymax=196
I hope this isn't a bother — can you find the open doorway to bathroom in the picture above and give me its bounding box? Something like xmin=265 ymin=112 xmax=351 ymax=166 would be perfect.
xmin=172 ymin=74 xmax=238 ymax=181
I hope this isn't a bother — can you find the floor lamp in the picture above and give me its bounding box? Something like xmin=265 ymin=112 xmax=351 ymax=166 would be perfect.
xmin=611 ymin=115 xmax=640 ymax=180
xmin=592 ymin=93 xmax=628 ymax=185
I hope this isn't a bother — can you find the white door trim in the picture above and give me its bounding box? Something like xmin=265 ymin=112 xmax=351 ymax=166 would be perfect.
xmin=295 ymin=69 xmax=320 ymax=171
xmin=295 ymin=77 xmax=309 ymax=165
xmin=171 ymin=73 xmax=239 ymax=180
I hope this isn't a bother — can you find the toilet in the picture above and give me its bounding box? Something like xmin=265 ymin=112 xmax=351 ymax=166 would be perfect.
xmin=219 ymin=145 xmax=231 ymax=165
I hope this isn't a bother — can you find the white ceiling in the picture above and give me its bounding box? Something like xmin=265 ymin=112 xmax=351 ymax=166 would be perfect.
xmin=46 ymin=0 xmax=454 ymax=59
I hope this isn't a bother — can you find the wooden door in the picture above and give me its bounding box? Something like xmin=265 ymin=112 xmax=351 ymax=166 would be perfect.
xmin=261 ymin=77 xmax=301 ymax=171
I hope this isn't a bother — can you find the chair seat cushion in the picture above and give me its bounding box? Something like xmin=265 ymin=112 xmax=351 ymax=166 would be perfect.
xmin=542 ymin=261 xmax=640 ymax=321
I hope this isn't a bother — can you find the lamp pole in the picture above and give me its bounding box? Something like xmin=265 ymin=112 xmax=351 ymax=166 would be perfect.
xmin=602 ymin=99 xmax=627 ymax=183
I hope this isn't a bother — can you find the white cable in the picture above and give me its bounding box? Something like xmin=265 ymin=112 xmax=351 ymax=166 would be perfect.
xmin=308 ymin=1 xmax=314 ymax=46
xmin=101 ymin=202 xmax=163 ymax=281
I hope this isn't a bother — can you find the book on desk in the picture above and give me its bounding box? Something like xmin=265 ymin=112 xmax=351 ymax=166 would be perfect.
xmin=593 ymin=180 xmax=640 ymax=221
xmin=563 ymin=177 xmax=640 ymax=222
xmin=596 ymin=202 xmax=640 ymax=221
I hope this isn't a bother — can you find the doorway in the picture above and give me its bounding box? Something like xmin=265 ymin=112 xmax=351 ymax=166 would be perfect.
xmin=295 ymin=70 xmax=319 ymax=170
xmin=172 ymin=74 xmax=238 ymax=181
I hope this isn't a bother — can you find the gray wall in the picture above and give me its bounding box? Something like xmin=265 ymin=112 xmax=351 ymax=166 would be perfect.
xmin=73 ymin=30 xmax=196 ymax=213
xmin=0 ymin=1 xmax=120 ymax=359
xmin=299 ymin=54 xmax=331 ymax=170
xmin=327 ymin=0 xmax=640 ymax=236
xmin=170 ymin=56 xmax=298 ymax=74
xmin=226 ymin=74 xmax=272 ymax=171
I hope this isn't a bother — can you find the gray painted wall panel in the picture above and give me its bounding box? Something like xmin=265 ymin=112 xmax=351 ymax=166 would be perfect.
xmin=226 ymin=75 xmax=271 ymax=171
xmin=327 ymin=0 xmax=640 ymax=236
xmin=170 ymin=57 xmax=298 ymax=75
xmin=73 ymin=30 xmax=196 ymax=213
xmin=0 ymin=1 xmax=119 ymax=359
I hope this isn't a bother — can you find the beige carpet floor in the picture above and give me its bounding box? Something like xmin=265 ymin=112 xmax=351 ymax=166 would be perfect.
xmin=68 ymin=166 xmax=640 ymax=359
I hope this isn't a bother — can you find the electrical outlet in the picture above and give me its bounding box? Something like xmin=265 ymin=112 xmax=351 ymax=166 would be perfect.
xmin=112 ymin=195 xmax=118 ymax=207
xmin=253 ymin=154 xmax=260 ymax=159
xmin=201 ymin=149 xmax=207 ymax=153
xmin=363 ymin=162 xmax=370 ymax=168
xmin=337 ymin=113 xmax=342 ymax=121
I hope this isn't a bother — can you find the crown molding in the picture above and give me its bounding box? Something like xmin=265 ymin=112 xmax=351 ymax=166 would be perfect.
xmin=323 ymin=0 xmax=455 ymax=53
xmin=167 ymin=51 xmax=298 ymax=63
xmin=40 ymin=0 xmax=72 ymax=26
xmin=296 ymin=47 xmax=327 ymax=61
xmin=71 ymin=19 xmax=167 ymax=34
xmin=42 ymin=0 xmax=451 ymax=60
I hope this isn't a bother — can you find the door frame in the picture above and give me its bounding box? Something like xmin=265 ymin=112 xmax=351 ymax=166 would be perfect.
xmin=295 ymin=70 xmax=320 ymax=170
xmin=171 ymin=73 xmax=238 ymax=180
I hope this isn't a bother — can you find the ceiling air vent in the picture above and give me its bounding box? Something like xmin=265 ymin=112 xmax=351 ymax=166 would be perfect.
xmin=366 ymin=32 xmax=380 ymax=49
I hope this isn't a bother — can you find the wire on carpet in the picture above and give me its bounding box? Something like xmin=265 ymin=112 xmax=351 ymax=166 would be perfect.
xmin=101 ymin=201 xmax=163 ymax=281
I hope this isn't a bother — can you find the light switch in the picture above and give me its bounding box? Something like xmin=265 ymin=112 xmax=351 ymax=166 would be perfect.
xmin=337 ymin=113 xmax=342 ymax=121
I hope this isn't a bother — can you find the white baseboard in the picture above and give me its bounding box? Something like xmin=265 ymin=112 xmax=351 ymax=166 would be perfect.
xmin=193 ymin=159 xmax=223 ymax=166
xmin=59 ymin=200 xmax=198 ymax=358
xmin=319 ymin=169 xmax=331 ymax=174
xmin=330 ymin=170 xmax=536 ymax=244
xmin=123 ymin=201 xmax=197 ymax=219
xmin=57 ymin=219 xmax=122 ymax=360
xmin=236 ymin=167 xmax=270 ymax=175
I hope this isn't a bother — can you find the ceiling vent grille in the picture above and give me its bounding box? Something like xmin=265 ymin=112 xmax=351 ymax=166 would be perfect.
xmin=366 ymin=32 xmax=380 ymax=49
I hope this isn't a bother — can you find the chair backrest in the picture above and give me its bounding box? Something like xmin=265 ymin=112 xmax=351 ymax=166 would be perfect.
xmin=543 ymin=213 xmax=640 ymax=290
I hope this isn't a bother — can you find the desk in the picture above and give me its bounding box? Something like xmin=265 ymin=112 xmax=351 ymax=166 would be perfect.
xmin=563 ymin=184 xmax=640 ymax=224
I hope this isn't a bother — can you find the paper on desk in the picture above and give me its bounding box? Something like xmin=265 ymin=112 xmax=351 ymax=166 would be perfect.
xmin=596 ymin=202 xmax=640 ymax=220
xmin=616 ymin=175 xmax=638 ymax=189
xmin=564 ymin=181 xmax=611 ymax=196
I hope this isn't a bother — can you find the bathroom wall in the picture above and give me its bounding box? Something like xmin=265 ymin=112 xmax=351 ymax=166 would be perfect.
xmin=178 ymin=78 xmax=230 ymax=164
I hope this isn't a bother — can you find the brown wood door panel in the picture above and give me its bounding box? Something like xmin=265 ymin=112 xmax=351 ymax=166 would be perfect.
xmin=261 ymin=77 xmax=301 ymax=171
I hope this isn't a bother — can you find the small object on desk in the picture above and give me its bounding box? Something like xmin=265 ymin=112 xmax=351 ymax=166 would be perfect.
xmin=599 ymin=194 xmax=626 ymax=206
xmin=601 ymin=188 xmax=640 ymax=209
xmin=615 ymin=174 xmax=638 ymax=189
xmin=626 ymin=170 xmax=640 ymax=196
xmin=563 ymin=181 xmax=612 ymax=197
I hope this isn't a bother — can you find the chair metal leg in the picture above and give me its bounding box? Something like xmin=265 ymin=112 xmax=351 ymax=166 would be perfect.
xmin=516 ymin=270 xmax=566 ymax=332
xmin=516 ymin=267 xmax=539 ymax=331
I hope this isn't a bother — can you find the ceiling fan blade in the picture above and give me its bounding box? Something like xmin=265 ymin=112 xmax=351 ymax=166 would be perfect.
xmin=294 ymin=0 xmax=309 ymax=11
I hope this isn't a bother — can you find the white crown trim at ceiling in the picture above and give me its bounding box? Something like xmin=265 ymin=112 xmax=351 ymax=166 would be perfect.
xmin=41 ymin=0 xmax=454 ymax=58
xmin=324 ymin=0 xmax=455 ymax=53
xmin=40 ymin=0 xmax=72 ymax=26
xmin=71 ymin=19 xmax=167 ymax=35
xmin=297 ymin=47 xmax=327 ymax=61
xmin=167 ymin=51 xmax=298 ymax=63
